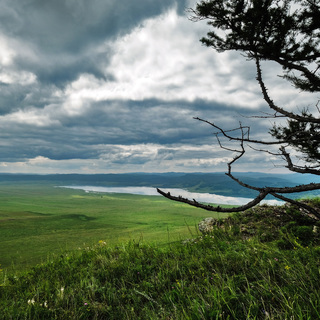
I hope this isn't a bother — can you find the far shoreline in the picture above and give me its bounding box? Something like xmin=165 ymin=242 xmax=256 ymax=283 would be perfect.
xmin=59 ymin=185 xmax=283 ymax=206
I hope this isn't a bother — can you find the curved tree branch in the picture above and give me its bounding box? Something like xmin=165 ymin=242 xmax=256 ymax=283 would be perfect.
xmin=157 ymin=180 xmax=320 ymax=217
xmin=271 ymin=192 xmax=320 ymax=220
xmin=194 ymin=117 xmax=284 ymax=145
xmin=280 ymin=146 xmax=320 ymax=175
xmin=157 ymin=188 xmax=269 ymax=213
xmin=255 ymin=57 xmax=320 ymax=123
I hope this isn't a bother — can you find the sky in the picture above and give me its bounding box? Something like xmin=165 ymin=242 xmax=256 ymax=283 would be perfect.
xmin=0 ymin=0 xmax=318 ymax=174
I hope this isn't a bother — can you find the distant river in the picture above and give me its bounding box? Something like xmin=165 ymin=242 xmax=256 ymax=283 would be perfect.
xmin=60 ymin=186 xmax=283 ymax=206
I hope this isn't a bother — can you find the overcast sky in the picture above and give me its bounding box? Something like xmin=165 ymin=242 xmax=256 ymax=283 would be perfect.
xmin=0 ymin=0 xmax=317 ymax=174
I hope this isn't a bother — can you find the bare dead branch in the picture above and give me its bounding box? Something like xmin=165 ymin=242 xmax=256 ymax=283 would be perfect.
xmin=280 ymin=146 xmax=320 ymax=175
xmin=157 ymin=188 xmax=269 ymax=213
xmin=264 ymin=182 xmax=320 ymax=194
xmin=226 ymin=126 xmax=246 ymax=176
xmin=215 ymin=134 xmax=241 ymax=153
xmin=225 ymin=172 xmax=261 ymax=192
xmin=248 ymin=144 xmax=282 ymax=157
xmin=194 ymin=117 xmax=283 ymax=145
xmin=195 ymin=116 xmax=319 ymax=154
xmin=241 ymin=112 xmax=286 ymax=119
xmin=270 ymin=192 xmax=320 ymax=220
xmin=157 ymin=180 xmax=320 ymax=215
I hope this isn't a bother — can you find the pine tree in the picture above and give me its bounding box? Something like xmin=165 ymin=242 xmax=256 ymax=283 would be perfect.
xmin=158 ymin=0 xmax=320 ymax=218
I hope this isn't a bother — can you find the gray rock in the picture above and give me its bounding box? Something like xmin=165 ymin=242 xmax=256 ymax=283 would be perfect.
xmin=198 ymin=217 xmax=218 ymax=234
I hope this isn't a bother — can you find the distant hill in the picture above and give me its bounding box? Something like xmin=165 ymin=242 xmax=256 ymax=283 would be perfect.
xmin=0 ymin=172 xmax=320 ymax=199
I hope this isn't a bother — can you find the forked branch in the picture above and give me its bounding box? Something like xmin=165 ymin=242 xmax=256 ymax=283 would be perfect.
xmin=157 ymin=181 xmax=320 ymax=218
xmin=157 ymin=187 xmax=268 ymax=213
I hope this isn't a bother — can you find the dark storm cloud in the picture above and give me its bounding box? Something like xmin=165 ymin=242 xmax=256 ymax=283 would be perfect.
xmin=0 ymin=0 xmax=301 ymax=173
xmin=0 ymin=0 xmax=189 ymax=86
xmin=56 ymin=98 xmax=248 ymax=145
xmin=0 ymin=80 xmax=58 ymax=114
xmin=0 ymin=83 xmax=27 ymax=114
xmin=0 ymin=97 xmax=270 ymax=163
xmin=1 ymin=0 xmax=189 ymax=51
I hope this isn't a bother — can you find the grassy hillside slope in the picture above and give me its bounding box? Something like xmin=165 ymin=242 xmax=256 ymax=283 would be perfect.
xmin=1 ymin=200 xmax=320 ymax=319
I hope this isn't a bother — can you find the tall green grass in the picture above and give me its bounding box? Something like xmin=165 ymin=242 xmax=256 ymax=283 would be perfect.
xmin=1 ymin=200 xmax=320 ymax=319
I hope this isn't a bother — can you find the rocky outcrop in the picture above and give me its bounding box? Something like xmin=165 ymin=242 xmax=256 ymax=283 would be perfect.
xmin=198 ymin=217 xmax=219 ymax=234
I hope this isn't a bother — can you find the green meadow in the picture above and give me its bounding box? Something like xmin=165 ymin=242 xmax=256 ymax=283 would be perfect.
xmin=1 ymin=190 xmax=320 ymax=319
xmin=1 ymin=183 xmax=320 ymax=319
xmin=0 ymin=183 xmax=229 ymax=271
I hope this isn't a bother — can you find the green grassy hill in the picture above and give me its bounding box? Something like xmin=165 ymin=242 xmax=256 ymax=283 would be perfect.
xmin=0 ymin=183 xmax=231 ymax=271
xmin=1 ymin=199 xmax=320 ymax=319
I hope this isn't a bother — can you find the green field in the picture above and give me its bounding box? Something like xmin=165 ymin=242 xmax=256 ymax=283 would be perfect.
xmin=1 ymin=183 xmax=320 ymax=319
xmin=0 ymin=183 xmax=229 ymax=271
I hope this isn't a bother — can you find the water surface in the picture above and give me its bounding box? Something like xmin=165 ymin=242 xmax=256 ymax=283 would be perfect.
xmin=60 ymin=185 xmax=283 ymax=206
